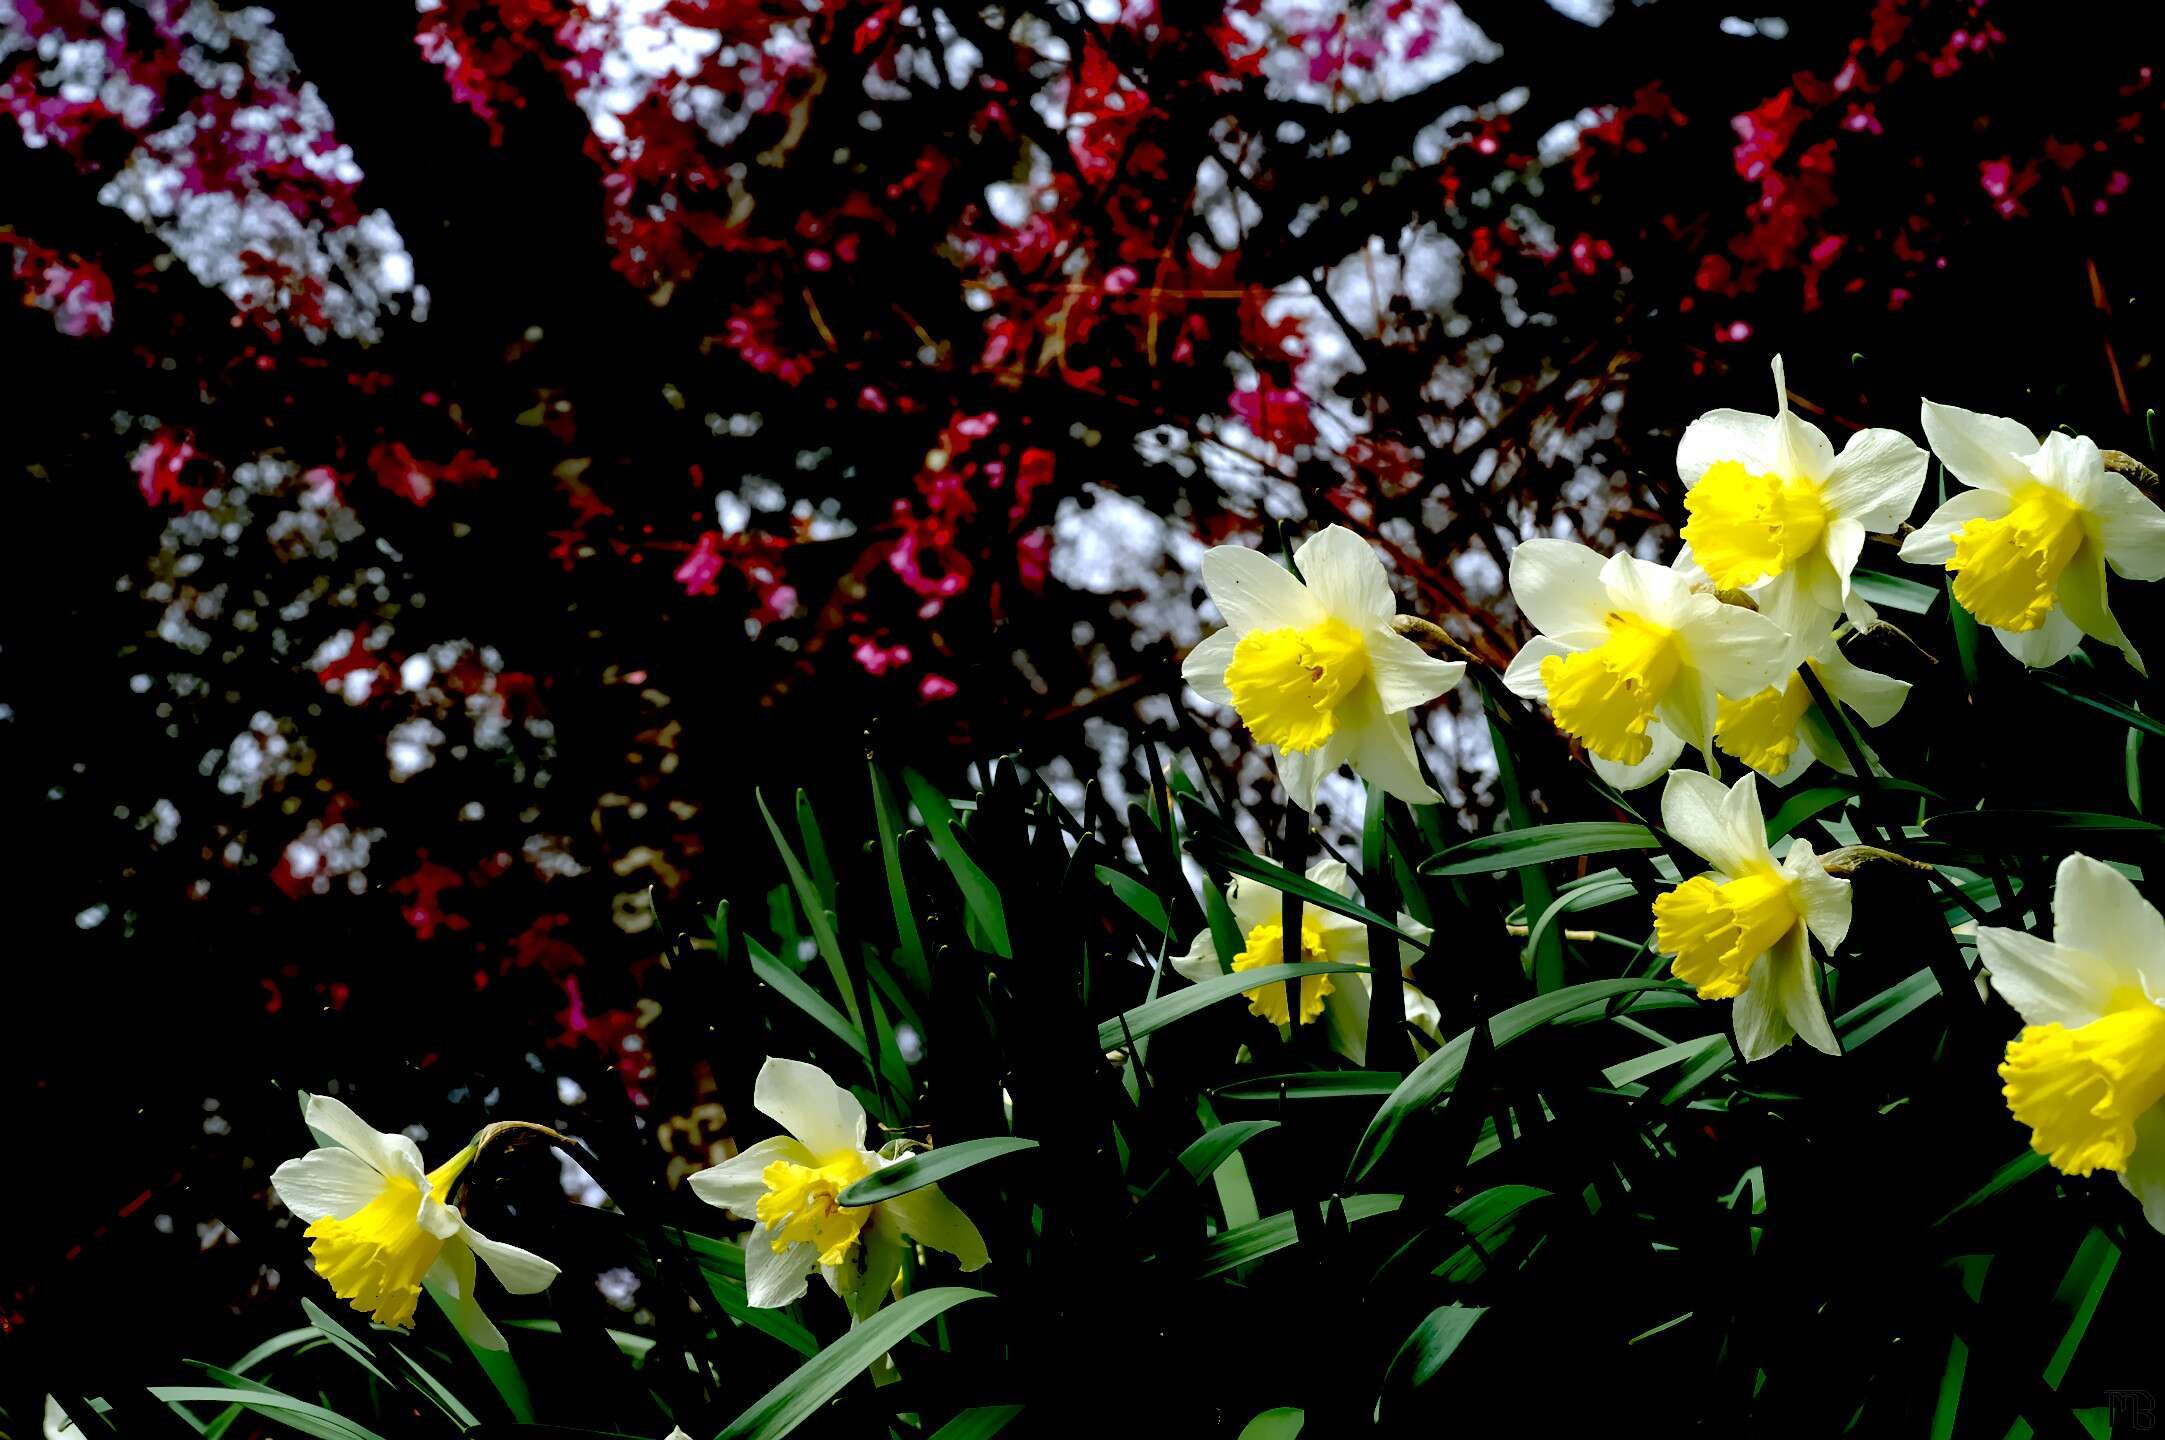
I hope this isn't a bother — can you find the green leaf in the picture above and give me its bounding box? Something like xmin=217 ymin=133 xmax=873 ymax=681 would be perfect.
xmin=1183 ymin=822 xmax=1426 ymax=943
xmin=869 ymin=762 xmax=929 ymax=992
xmin=837 ymin=1137 xmax=1039 ymax=1206
xmin=664 ymin=1227 xmax=822 ymax=1357
xmin=1095 ymin=962 xmax=1367 ymax=1051
xmin=2030 ymin=669 xmax=2165 ymax=741
xmin=297 ymin=1299 xmax=391 ymax=1384
xmin=1936 ymin=1150 xmax=2046 ymax=1227
xmin=1423 ymin=821 xmax=1663 ymax=877
xmin=2040 ymin=1228 xmax=2119 ymax=1391
xmin=1237 ymin=1409 xmax=1305 ymax=1440
xmin=1849 ymin=568 xmax=1938 ymax=614
xmin=1765 ymin=785 xmax=1856 ymax=841
xmin=1922 ymin=808 xmax=2164 ymax=852
xmin=716 ymin=1287 xmax=991 ymax=1440
xmin=1096 ymin=864 xmax=1169 ymax=935
xmin=928 ymin=1406 xmax=1026 ymax=1440
xmin=757 ymin=789 xmax=863 ymax=1032
xmin=1523 ymin=876 xmax=1639 ymax=959
xmin=1836 ymin=967 xmax=1939 ymax=1048
xmin=903 ymin=770 xmax=1011 ymax=958
xmin=745 ymin=937 xmax=868 ymax=1067
xmin=152 ymin=1388 xmax=388 ymax=1440
xmin=1601 ymin=1034 xmax=1729 ymax=1088
xmin=1387 ymin=1304 xmax=1487 ymax=1388
xmin=1195 ymin=1195 xmax=1404 ymax=1276
xmin=1172 ymin=1120 xmax=1278 ymax=1185
xmin=385 ymin=1345 xmax=482 ymax=1429
xmin=1432 ymin=1186 xmax=1552 ymax=1284
xmin=1348 ymin=979 xmax=1679 ymax=1181
xmin=1215 ymin=1071 xmax=1401 ymax=1102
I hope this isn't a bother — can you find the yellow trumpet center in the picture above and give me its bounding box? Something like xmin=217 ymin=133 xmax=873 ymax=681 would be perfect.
xmin=1715 ymin=667 xmax=1815 ymax=778
xmin=757 ymin=1151 xmax=877 ymax=1266
xmin=304 ymin=1144 xmax=475 ymax=1329
xmin=1683 ymin=460 xmax=1829 ymax=589
xmin=1231 ymin=914 xmax=1334 ymax=1025
xmin=1949 ymin=482 xmax=2087 ymax=632
xmin=1223 ymin=617 xmax=1368 ymax=754
xmin=1538 ymin=611 xmax=1682 ymax=765
xmin=1652 ymin=867 xmax=1797 ymax=1000
xmin=2001 ymin=994 xmax=2165 ymax=1176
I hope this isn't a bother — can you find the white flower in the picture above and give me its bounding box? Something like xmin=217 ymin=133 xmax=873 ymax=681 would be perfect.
xmin=689 ymin=1058 xmax=988 ymax=1318
xmin=1183 ymin=525 xmax=1466 ymax=809
xmin=1974 ymin=854 xmax=2165 ymax=1230
xmin=270 ymin=1095 xmax=559 ymax=1349
xmin=1171 ymin=857 xmax=1443 ymax=1065
xmin=1676 ymin=355 xmax=1929 ymax=642
xmin=1650 ymin=772 xmax=1851 ymax=1061
xmin=1712 ymin=626 xmax=1910 ymax=784
xmin=1502 ymin=540 xmax=1791 ymax=789
xmin=1899 ymin=401 xmax=2165 ymax=673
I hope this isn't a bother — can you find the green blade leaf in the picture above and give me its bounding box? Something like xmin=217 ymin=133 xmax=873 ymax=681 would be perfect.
xmin=1423 ymin=821 xmax=1663 ymax=877
xmin=1215 ymin=1071 xmax=1401 ymax=1102
xmin=869 ymin=762 xmax=929 ymax=992
xmin=757 ymin=789 xmax=863 ymax=1032
xmin=1095 ymin=962 xmax=1367 ymax=1051
xmin=1096 ymin=864 xmax=1169 ymax=935
xmin=151 ymin=1388 xmax=389 ymax=1440
xmin=1182 ymin=818 xmax=1426 ymax=943
xmin=928 ymin=1406 xmax=1025 ymax=1440
xmin=1922 ymin=808 xmax=2164 ymax=852
xmin=1194 ymin=1194 xmax=1403 ymax=1276
xmin=1387 ymin=1304 xmax=1488 ymax=1389
xmin=1348 ymin=979 xmax=1678 ymax=1181
xmin=837 ymin=1137 xmax=1039 ymax=1206
xmin=716 ymin=1287 xmax=992 ymax=1440
xmin=903 ymin=770 xmax=1011 ymax=957
xmin=1849 ymin=567 xmax=1938 ymax=614
xmin=1172 ymin=1120 xmax=1278 ymax=1185
xmin=1236 ymin=1409 xmax=1306 ymax=1440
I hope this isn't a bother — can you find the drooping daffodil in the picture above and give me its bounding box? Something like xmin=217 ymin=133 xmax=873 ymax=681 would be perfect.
xmin=1650 ymin=771 xmax=1851 ymax=1061
xmin=1712 ymin=627 xmax=1910 ymax=783
xmin=1503 ymin=539 xmax=1791 ymax=789
xmin=1183 ymin=524 xmax=1466 ymax=809
xmin=1676 ymin=356 xmax=1929 ymax=642
xmin=1899 ymin=402 xmax=2165 ymax=673
xmin=688 ymin=1058 xmax=988 ymax=1318
xmin=270 ymin=1094 xmax=560 ymax=1347
xmin=1171 ymin=857 xmax=1442 ymax=1064
xmin=1974 ymin=853 xmax=2165 ymax=1229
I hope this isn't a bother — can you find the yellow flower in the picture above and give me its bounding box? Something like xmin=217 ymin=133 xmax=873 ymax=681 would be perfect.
xmin=1184 ymin=525 xmax=1465 ymax=809
xmin=270 ymin=1095 xmax=559 ymax=1348
xmin=1976 ymin=855 xmax=2165 ymax=1229
xmin=1649 ymin=771 xmax=1851 ymax=1061
xmin=1676 ymin=355 xmax=1928 ymax=641
xmin=1172 ymin=858 xmax=1444 ymax=1063
xmin=1901 ymin=402 xmax=2165 ymax=673
xmin=689 ymin=1058 xmax=989 ymax=1319
xmin=1711 ymin=629 xmax=1910 ymax=783
xmin=1501 ymin=540 xmax=1790 ymax=790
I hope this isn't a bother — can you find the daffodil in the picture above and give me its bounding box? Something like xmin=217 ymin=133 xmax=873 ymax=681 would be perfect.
xmin=1650 ymin=771 xmax=1851 ymax=1061
xmin=1171 ymin=858 xmax=1443 ymax=1064
xmin=1899 ymin=401 xmax=2165 ymax=673
xmin=1677 ymin=356 xmax=1929 ymax=640
xmin=688 ymin=1057 xmax=988 ymax=1318
xmin=1502 ymin=540 xmax=1792 ymax=789
xmin=1183 ymin=524 xmax=1466 ymax=809
xmin=270 ymin=1094 xmax=560 ymax=1347
xmin=1974 ymin=854 xmax=2165 ymax=1229
xmin=1712 ymin=627 xmax=1910 ymax=783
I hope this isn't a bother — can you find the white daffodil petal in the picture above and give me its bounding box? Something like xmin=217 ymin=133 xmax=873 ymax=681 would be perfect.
xmin=1660 ymin=770 xmax=1761 ymax=878
xmin=1993 ymin=609 xmax=2084 ymax=670
xmin=689 ymin=1135 xmax=817 ymax=1218
xmin=1676 ymin=408 xmax=1774 ymax=487
xmin=1654 ymin=667 xmax=1716 ymax=761
xmin=1897 ymin=489 xmax=2012 ymax=566
xmin=1509 ymin=539 xmax=1614 ymax=645
xmin=1678 ymin=601 xmax=1793 ymax=700
xmin=1340 ymin=684 xmax=1442 ymax=806
xmin=270 ymin=1147 xmax=386 ymax=1225
xmin=425 ymin=1237 xmax=508 ymax=1351
xmin=2095 ymin=473 xmax=2165 ymax=582
xmin=2056 ymin=542 xmax=2143 ymax=675
xmin=44 ymin=1397 xmax=81 ymax=1440
xmin=1731 ymin=950 xmax=1796 ymax=1063
xmin=1323 ymin=973 xmax=1371 ymax=1066
xmin=743 ymin=1222 xmax=820 ymax=1308
xmin=1226 ymin=874 xmax=1279 ymax=936
xmin=2118 ymin=1105 xmax=2165 ymax=1236
xmin=1294 ymin=525 xmax=1395 ymax=622
xmin=1366 ymin=627 xmax=1465 ymax=714
xmin=754 ymin=1057 xmax=869 ymax=1156
xmin=1772 ymin=403 xmax=1836 ymax=486
xmin=1920 ymin=399 xmax=2038 ymax=494
xmin=2051 ymin=854 xmax=2165 ymax=993
xmin=1603 ymin=552 xmax=1691 ymax=627
xmin=1500 ymin=635 xmax=1572 ymax=701
xmin=462 ymin=1222 xmax=561 ymax=1296
xmin=1589 ymin=722 xmax=1687 ymax=791
xmin=1306 ymin=857 xmax=1356 ymax=897
xmin=1200 ymin=545 xmax=1320 ymax=633
xmin=1781 ymin=839 xmax=1851 ymax=952
xmin=2031 ymin=432 xmax=2106 ymax=508
xmin=299 ymin=1094 xmax=423 ymax=1181
xmin=1772 ymin=925 xmax=1840 ymax=1056
xmin=844 ymin=1213 xmax=908 ymax=1321
xmin=1402 ymin=981 xmax=1443 ymax=1042
xmin=1974 ymin=926 xmax=2119 ymax=1030
xmin=1822 ymin=516 xmax=1867 ymax=590
xmin=1816 ymin=651 xmax=1909 ymax=727
xmin=1181 ymin=629 xmax=1239 ymax=705
xmin=1821 ymin=428 xmax=1929 ymax=532
xmin=1172 ymin=928 xmax=1221 ymax=984
xmin=882 ymin=1185 xmax=990 ymax=1270
xmin=1277 ymin=737 xmax=1344 ymax=812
